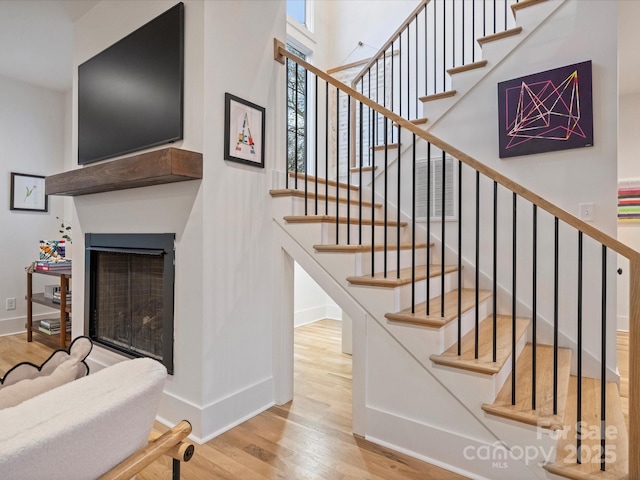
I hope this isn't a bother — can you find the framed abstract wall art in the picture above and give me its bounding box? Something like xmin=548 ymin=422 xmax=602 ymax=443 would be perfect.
xmin=224 ymin=93 xmax=265 ymax=168
xmin=497 ymin=61 xmax=593 ymax=159
xmin=618 ymin=179 xmax=640 ymax=223
xmin=10 ymin=172 xmax=48 ymax=212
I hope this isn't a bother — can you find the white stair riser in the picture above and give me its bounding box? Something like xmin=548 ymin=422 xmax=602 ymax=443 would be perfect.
xmin=491 ymin=329 xmax=529 ymax=400
xmin=441 ymin=296 xmax=493 ymax=353
xmin=289 ymin=197 xmax=381 ymax=220
xmin=344 ymin=170 xmax=375 ymax=187
xmin=354 ymin=246 xmax=428 ymax=275
xmin=320 ymin=223 xmax=409 ymax=245
xmin=393 ymin=270 xmax=459 ymax=312
xmin=287 ymin=181 xmax=367 ymax=200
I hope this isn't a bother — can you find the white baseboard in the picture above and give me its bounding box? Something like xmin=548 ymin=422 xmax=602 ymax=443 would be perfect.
xmin=295 ymin=304 xmax=342 ymax=327
xmin=366 ymin=407 xmax=545 ymax=480
xmin=617 ymin=315 xmax=629 ymax=333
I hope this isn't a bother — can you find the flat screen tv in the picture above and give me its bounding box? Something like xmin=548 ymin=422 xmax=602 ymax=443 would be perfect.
xmin=78 ymin=2 xmax=184 ymax=165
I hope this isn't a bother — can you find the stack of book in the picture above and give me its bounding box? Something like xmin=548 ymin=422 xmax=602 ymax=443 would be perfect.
xmin=38 ymin=319 xmax=72 ymax=336
xmin=52 ymin=291 xmax=72 ymax=304
xmin=35 ymin=260 xmax=72 ymax=272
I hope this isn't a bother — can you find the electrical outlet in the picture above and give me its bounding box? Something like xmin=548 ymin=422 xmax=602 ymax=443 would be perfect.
xmin=579 ymin=203 xmax=595 ymax=222
xmin=6 ymin=298 xmax=16 ymax=310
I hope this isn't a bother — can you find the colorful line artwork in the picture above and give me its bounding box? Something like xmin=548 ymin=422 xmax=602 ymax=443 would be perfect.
xmin=618 ymin=179 xmax=640 ymax=222
xmin=498 ymin=61 xmax=593 ymax=158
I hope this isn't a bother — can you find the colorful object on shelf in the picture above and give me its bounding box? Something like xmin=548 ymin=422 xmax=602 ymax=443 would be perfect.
xmin=39 ymin=240 xmax=66 ymax=261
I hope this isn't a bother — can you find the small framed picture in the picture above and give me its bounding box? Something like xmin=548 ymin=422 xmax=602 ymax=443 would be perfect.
xmin=10 ymin=172 xmax=48 ymax=212
xmin=224 ymin=93 xmax=265 ymax=168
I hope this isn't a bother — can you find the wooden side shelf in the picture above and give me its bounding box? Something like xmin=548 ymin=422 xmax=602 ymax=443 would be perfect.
xmin=27 ymin=267 xmax=72 ymax=349
xmin=45 ymin=147 xmax=203 ymax=196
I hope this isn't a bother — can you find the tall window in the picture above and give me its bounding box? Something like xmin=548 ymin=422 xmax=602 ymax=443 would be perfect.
xmin=287 ymin=44 xmax=307 ymax=173
xmin=287 ymin=0 xmax=306 ymax=26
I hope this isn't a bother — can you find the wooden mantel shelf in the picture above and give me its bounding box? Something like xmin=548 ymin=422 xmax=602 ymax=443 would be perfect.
xmin=45 ymin=147 xmax=203 ymax=196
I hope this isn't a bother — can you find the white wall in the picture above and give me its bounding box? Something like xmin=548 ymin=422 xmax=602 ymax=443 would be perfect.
xmin=616 ymin=92 xmax=640 ymax=331
xmin=71 ymin=0 xmax=207 ymax=437
xmin=201 ymin=0 xmax=286 ymax=441
xmin=313 ymin=0 xmax=419 ymax=71
xmin=294 ymin=261 xmax=340 ymax=327
xmin=0 ymin=75 xmax=66 ymax=335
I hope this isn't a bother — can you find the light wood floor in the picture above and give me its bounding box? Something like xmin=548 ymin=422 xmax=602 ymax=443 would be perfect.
xmin=0 ymin=321 xmax=466 ymax=480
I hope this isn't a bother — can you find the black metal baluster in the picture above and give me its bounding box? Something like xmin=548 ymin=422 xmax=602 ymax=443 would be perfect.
xmin=493 ymin=181 xmax=497 ymax=362
xmin=553 ymin=216 xmax=559 ymax=415
xmin=457 ymin=160 xmax=462 ymax=356
xmin=433 ymin=0 xmax=437 ymax=93
xmin=295 ymin=62 xmax=299 ymax=191
xmin=427 ymin=142 xmax=432 ymax=315
xmin=325 ymin=81 xmax=329 ymax=215
xmin=601 ymin=244 xmax=607 ymax=472
xmin=303 ymin=66 xmax=308 ymax=215
xmin=441 ymin=150 xmax=446 ymax=317
xmin=472 ymin=0 xmax=476 ymax=62
xmin=384 ymin=119 xmax=389 ymax=278
xmin=483 ymin=0 xmax=486 ymax=37
xmin=286 ymin=58 xmax=290 ymax=190
xmin=359 ymin=101 xmax=363 ymax=245
xmin=347 ymin=95 xmax=351 ymax=245
xmin=391 ymin=41 xmax=394 ymax=118
xmin=412 ymin=134 xmax=416 ymax=313
xmin=398 ymin=34 xmax=402 ymax=119
xmin=424 ymin=4 xmax=428 ymax=98
xmin=443 ymin=0 xmax=446 ymax=90
xmin=532 ymin=204 xmax=537 ymax=410
xmin=462 ymin=0 xmax=465 ymax=65
xmin=493 ymin=0 xmax=497 ymax=34
xmin=452 ymin=0 xmax=456 ymax=69
xmin=577 ymin=231 xmax=583 ymax=464
xmin=314 ymin=75 xmax=318 ymax=215
xmin=475 ymin=170 xmax=480 ymax=359
xmin=415 ymin=14 xmax=418 ymax=119
xmin=511 ymin=192 xmax=517 ymax=405
xmin=397 ymin=128 xmax=402 ymax=279
xmin=335 ymin=87 xmax=340 ymax=244
xmin=371 ymin=108 xmax=377 ymax=277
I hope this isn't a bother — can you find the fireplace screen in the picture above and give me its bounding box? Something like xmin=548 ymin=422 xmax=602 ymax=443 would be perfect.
xmin=86 ymin=233 xmax=174 ymax=373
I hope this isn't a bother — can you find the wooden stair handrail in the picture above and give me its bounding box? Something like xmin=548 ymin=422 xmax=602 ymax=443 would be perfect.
xmin=351 ymin=0 xmax=429 ymax=87
xmin=274 ymin=40 xmax=640 ymax=261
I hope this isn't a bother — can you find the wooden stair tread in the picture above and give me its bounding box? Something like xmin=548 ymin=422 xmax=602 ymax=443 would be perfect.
xmin=349 ymin=165 xmax=377 ymax=173
xmin=544 ymin=378 xmax=628 ymax=479
xmin=447 ymin=60 xmax=488 ymax=76
xmin=419 ymin=90 xmax=457 ymax=103
xmin=385 ymin=289 xmax=492 ymax=328
xmin=283 ymin=215 xmax=407 ymax=227
xmin=411 ymin=117 xmax=429 ymax=125
xmin=270 ymin=189 xmax=381 ymax=208
xmin=347 ymin=264 xmax=457 ymax=287
xmin=314 ymin=242 xmax=430 ymax=253
xmin=430 ymin=315 xmax=529 ymax=375
xmin=371 ymin=143 xmax=400 ymax=152
xmin=288 ymin=172 xmax=359 ymax=192
xmin=511 ymin=0 xmax=548 ymax=15
xmin=477 ymin=27 xmax=523 ymax=46
xmin=481 ymin=344 xmax=572 ymax=429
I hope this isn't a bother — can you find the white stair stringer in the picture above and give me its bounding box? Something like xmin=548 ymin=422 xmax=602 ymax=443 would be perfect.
xmin=272 ymin=194 xmax=554 ymax=479
xmin=421 ymin=0 xmax=565 ymax=129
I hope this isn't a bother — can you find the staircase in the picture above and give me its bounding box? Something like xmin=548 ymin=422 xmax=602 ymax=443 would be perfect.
xmin=271 ymin=1 xmax=634 ymax=478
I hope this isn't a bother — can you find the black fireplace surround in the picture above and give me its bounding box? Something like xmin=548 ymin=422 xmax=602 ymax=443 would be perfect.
xmin=85 ymin=233 xmax=175 ymax=373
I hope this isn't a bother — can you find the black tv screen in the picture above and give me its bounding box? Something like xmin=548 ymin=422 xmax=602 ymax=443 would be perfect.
xmin=78 ymin=2 xmax=184 ymax=165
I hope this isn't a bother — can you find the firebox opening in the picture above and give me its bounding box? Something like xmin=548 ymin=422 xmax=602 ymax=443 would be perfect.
xmin=85 ymin=233 xmax=175 ymax=374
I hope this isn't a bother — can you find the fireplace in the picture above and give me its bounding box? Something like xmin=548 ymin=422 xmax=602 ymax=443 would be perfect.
xmin=85 ymin=233 xmax=175 ymax=373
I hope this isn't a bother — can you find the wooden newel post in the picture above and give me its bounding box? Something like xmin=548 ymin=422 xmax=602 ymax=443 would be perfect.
xmin=629 ymin=256 xmax=640 ymax=478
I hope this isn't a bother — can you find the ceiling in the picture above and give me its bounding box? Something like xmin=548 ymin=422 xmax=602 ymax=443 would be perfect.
xmin=0 ymin=0 xmax=98 ymax=92
xmin=0 ymin=0 xmax=637 ymax=94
